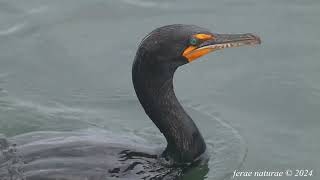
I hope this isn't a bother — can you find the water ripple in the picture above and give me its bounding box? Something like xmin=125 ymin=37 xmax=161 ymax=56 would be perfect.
xmin=119 ymin=0 xmax=171 ymax=8
xmin=0 ymin=23 xmax=26 ymax=36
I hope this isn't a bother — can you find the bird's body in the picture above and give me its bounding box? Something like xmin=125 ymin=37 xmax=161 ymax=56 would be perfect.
xmin=0 ymin=24 xmax=260 ymax=180
xmin=1 ymin=131 xmax=185 ymax=180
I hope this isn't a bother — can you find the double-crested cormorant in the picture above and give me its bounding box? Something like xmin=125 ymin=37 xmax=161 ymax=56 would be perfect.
xmin=0 ymin=24 xmax=260 ymax=180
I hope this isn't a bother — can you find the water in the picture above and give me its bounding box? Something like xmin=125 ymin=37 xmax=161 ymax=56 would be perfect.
xmin=0 ymin=0 xmax=319 ymax=179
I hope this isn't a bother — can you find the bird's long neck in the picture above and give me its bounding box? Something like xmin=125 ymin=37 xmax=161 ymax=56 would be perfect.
xmin=132 ymin=58 xmax=206 ymax=163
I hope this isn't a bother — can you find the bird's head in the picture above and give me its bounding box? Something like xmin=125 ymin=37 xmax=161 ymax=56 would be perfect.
xmin=135 ymin=24 xmax=261 ymax=69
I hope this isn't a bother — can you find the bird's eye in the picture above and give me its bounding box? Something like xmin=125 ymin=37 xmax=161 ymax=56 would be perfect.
xmin=189 ymin=37 xmax=198 ymax=45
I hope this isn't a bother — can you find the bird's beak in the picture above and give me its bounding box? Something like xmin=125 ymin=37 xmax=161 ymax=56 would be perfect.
xmin=182 ymin=33 xmax=261 ymax=62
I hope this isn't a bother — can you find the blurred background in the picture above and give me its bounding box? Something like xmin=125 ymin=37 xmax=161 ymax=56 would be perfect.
xmin=0 ymin=0 xmax=319 ymax=179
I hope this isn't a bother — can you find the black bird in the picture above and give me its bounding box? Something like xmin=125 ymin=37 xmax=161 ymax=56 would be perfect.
xmin=0 ymin=24 xmax=260 ymax=180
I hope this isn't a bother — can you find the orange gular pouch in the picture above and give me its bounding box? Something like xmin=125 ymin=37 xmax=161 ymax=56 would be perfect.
xmin=182 ymin=46 xmax=214 ymax=62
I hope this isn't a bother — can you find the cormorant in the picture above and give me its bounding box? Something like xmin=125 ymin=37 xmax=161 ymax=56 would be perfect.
xmin=0 ymin=24 xmax=260 ymax=180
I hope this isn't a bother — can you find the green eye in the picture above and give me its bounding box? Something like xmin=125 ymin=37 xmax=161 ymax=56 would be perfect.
xmin=189 ymin=38 xmax=198 ymax=45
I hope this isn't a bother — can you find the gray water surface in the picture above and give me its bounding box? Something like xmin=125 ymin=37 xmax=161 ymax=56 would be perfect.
xmin=0 ymin=0 xmax=319 ymax=179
